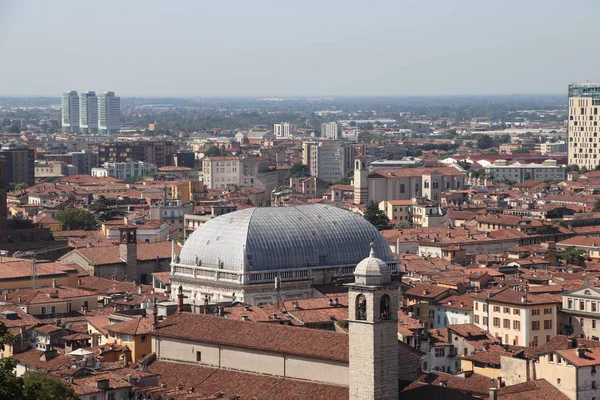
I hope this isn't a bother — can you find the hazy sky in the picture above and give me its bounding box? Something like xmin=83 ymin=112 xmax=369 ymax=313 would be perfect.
xmin=0 ymin=0 xmax=597 ymax=97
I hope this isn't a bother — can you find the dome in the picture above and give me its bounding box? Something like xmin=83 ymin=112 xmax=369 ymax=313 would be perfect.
xmin=354 ymin=243 xmax=392 ymax=285
xmin=179 ymin=204 xmax=395 ymax=273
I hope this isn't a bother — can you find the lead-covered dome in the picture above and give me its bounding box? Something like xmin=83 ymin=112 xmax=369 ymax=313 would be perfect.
xmin=354 ymin=243 xmax=392 ymax=285
xmin=180 ymin=204 xmax=395 ymax=272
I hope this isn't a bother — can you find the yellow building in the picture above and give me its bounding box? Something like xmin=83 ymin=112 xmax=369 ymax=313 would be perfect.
xmin=0 ymin=261 xmax=78 ymax=292
xmin=472 ymin=288 xmax=560 ymax=347
xmin=172 ymin=181 xmax=206 ymax=203
xmin=105 ymin=317 xmax=153 ymax=361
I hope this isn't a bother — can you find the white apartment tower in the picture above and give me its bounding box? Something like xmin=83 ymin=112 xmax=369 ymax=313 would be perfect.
xmin=79 ymin=91 xmax=98 ymax=134
xmin=321 ymin=122 xmax=341 ymax=139
xmin=346 ymin=244 xmax=400 ymax=400
xmin=98 ymin=91 xmax=121 ymax=134
xmin=61 ymin=91 xmax=80 ymax=133
xmin=273 ymin=122 xmax=295 ymax=138
xmin=568 ymin=82 xmax=600 ymax=169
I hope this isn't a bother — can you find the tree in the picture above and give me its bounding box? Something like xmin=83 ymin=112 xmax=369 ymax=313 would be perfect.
xmin=22 ymin=371 xmax=78 ymax=400
xmin=14 ymin=182 xmax=28 ymax=191
xmin=557 ymin=247 xmax=587 ymax=267
xmin=457 ymin=160 xmax=470 ymax=171
xmin=56 ymin=209 xmax=97 ymax=230
xmin=566 ymin=164 xmax=580 ymax=172
xmin=206 ymin=145 xmax=225 ymax=157
xmin=287 ymin=163 xmax=310 ymax=178
xmin=395 ymin=220 xmax=411 ymax=230
xmin=363 ymin=201 xmax=389 ymax=230
xmin=477 ymin=135 xmax=494 ymax=149
xmin=594 ymin=199 xmax=600 ymax=212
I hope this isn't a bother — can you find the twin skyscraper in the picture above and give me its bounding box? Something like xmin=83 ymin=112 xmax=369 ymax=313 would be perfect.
xmin=61 ymin=91 xmax=121 ymax=134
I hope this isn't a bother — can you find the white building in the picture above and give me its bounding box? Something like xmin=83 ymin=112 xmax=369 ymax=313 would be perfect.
xmin=91 ymin=161 xmax=156 ymax=180
xmin=321 ymin=122 xmax=341 ymax=139
xmin=61 ymin=91 xmax=79 ymax=133
xmin=308 ymin=141 xmax=351 ymax=183
xmin=568 ymin=82 xmax=600 ymax=169
xmin=539 ymin=141 xmax=567 ymax=154
xmin=483 ymin=159 xmax=566 ymax=183
xmin=274 ymin=122 xmax=296 ymax=138
xmin=98 ymin=91 xmax=121 ymax=134
xmin=79 ymin=91 xmax=98 ymax=134
xmin=201 ymin=156 xmax=241 ymax=189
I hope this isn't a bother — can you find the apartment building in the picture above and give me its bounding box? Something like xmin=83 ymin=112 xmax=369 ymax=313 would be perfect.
xmin=202 ymin=156 xmax=240 ymax=189
xmin=320 ymin=122 xmax=340 ymax=139
xmin=98 ymin=91 xmax=121 ymax=134
xmin=61 ymin=90 xmax=79 ymax=133
xmin=0 ymin=145 xmax=35 ymax=186
xmin=304 ymin=140 xmax=353 ymax=183
xmin=273 ymin=122 xmax=296 ymax=138
xmin=79 ymin=91 xmax=98 ymax=133
xmin=568 ymin=82 xmax=600 ymax=169
xmin=539 ymin=141 xmax=567 ymax=154
xmin=97 ymin=140 xmax=177 ymax=167
xmin=483 ymin=159 xmax=566 ymax=183
xmin=472 ymin=288 xmax=560 ymax=346
xmin=91 ymin=161 xmax=157 ymax=180
xmin=560 ymin=286 xmax=600 ymax=339
xmin=149 ymin=199 xmax=194 ymax=234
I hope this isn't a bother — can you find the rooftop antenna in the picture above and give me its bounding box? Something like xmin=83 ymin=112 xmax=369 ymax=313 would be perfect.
xmin=274 ymin=275 xmax=286 ymax=313
xmin=11 ymin=242 xmax=69 ymax=289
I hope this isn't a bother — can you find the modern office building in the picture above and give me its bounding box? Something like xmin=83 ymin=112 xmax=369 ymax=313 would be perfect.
xmin=91 ymin=161 xmax=157 ymax=180
xmin=321 ymin=122 xmax=341 ymax=139
xmin=303 ymin=140 xmax=354 ymax=183
xmin=98 ymin=91 xmax=121 ymax=134
xmin=79 ymin=91 xmax=98 ymax=133
xmin=61 ymin=91 xmax=80 ymax=133
xmin=97 ymin=140 xmax=177 ymax=168
xmin=482 ymin=159 xmax=566 ymax=183
xmin=0 ymin=145 xmax=35 ymax=186
xmin=273 ymin=122 xmax=295 ymax=138
xmin=568 ymin=82 xmax=600 ymax=169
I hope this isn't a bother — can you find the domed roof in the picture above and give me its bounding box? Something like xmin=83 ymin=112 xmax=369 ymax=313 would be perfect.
xmin=179 ymin=204 xmax=395 ymax=273
xmin=354 ymin=243 xmax=392 ymax=285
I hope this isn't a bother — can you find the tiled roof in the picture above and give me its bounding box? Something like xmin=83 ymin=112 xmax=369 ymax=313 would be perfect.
xmin=69 ymin=241 xmax=177 ymax=266
xmin=105 ymin=317 xmax=153 ymax=336
xmin=12 ymin=349 xmax=69 ymax=371
xmin=473 ymin=288 xmax=561 ymax=306
xmin=404 ymin=284 xmax=452 ymax=300
xmin=0 ymin=304 xmax=40 ymax=329
xmin=155 ymin=312 xmax=349 ymax=362
xmin=403 ymin=371 xmax=492 ymax=396
xmin=557 ymin=346 xmax=600 ymax=367
xmin=537 ymin=335 xmax=600 ymax=353
xmin=68 ymin=372 xmax=133 ymax=396
xmin=0 ymin=261 xmax=76 ymax=280
xmin=4 ymin=286 xmax=96 ymax=305
xmin=144 ymin=360 xmax=348 ymax=399
xmin=497 ymin=379 xmax=569 ymax=400
xmin=462 ymin=349 xmax=514 ymax=365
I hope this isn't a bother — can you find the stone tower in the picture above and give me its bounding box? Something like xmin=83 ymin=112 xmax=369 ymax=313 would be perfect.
xmin=119 ymin=226 xmax=138 ymax=282
xmin=353 ymin=156 xmax=369 ymax=204
xmin=347 ymin=243 xmax=400 ymax=400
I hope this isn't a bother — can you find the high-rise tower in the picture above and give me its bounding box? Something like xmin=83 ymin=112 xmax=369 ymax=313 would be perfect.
xmin=61 ymin=91 xmax=80 ymax=133
xmin=98 ymin=91 xmax=121 ymax=134
xmin=346 ymin=244 xmax=400 ymax=400
xmin=79 ymin=91 xmax=98 ymax=134
xmin=568 ymin=82 xmax=600 ymax=169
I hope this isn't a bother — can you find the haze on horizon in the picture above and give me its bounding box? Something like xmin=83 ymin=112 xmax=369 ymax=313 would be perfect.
xmin=0 ymin=0 xmax=597 ymax=98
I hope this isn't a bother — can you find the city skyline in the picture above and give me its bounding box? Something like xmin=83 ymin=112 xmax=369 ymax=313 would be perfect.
xmin=1 ymin=1 xmax=599 ymax=97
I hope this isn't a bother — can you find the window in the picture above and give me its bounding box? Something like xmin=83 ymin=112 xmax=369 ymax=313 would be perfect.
xmin=513 ymin=320 xmax=521 ymax=331
xmin=513 ymin=309 xmax=520 ymax=315
xmin=435 ymin=348 xmax=446 ymax=357
xmin=504 ymin=307 xmax=510 ymax=314
xmin=532 ymin=321 xmax=540 ymax=331
xmin=493 ymin=306 xmax=500 ymax=312
xmin=196 ymin=351 xmax=202 ymax=362
xmin=557 ymin=378 xmax=561 ymax=385
xmin=41 ymin=307 xmax=46 ymax=315
xmin=141 ymin=335 xmax=147 ymax=343
xmin=503 ymin=319 xmax=510 ymax=329
xmin=108 ymin=394 xmax=116 ymax=400
xmin=475 ymin=302 xmax=479 ymax=311
xmin=581 ymin=300 xmax=586 ymax=311
xmin=51 ymin=306 xmax=55 ymax=314
xmin=474 ymin=315 xmax=480 ymax=324
xmin=544 ymin=308 xmax=552 ymax=315
xmin=483 ymin=304 xmax=488 ymax=312
xmin=493 ymin=317 xmax=500 ymax=328
xmin=544 ymin=320 xmax=552 ymax=330
xmin=594 ymin=303 xmax=598 ymax=313
xmin=549 ymin=353 xmax=554 ymax=363
xmin=568 ymin=298 xmax=573 ymax=309
xmin=400 ymin=184 xmax=405 ymax=193
xmin=532 ymin=309 xmax=540 ymax=316
xmin=594 ymin=320 xmax=597 ymax=330
xmin=483 ymin=317 xmax=488 ymax=326
xmin=122 ymin=334 xmax=133 ymax=342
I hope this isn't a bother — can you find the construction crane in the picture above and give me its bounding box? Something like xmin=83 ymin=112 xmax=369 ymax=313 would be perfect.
xmin=11 ymin=242 xmax=70 ymax=289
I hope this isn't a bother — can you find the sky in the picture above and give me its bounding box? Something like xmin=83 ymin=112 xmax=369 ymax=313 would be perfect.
xmin=0 ymin=0 xmax=598 ymax=97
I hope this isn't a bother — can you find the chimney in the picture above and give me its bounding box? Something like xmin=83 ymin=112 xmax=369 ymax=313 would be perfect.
xmin=497 ymin=377 xmax=503 ymax=388
xmin=177 ymin=286 xmax=184 ymax=313
xmin=489 ymin=388 xmax=498 ymax=400
xmin=52 ymin=278 xmax=57 ymax=288
xmin=152 ymin=298 xmax=158 ymax=330
xmin=122 ymin=346 xmax=131 ymax=368
xmin=137 ymin=285 xmax=142 ymax=295
xmin=328 ymin=298 xmax=334 ymax=307
xmin=334 ymin=298 xmax=339 ymax=306
xmin=241 ymin=315 xmax=249 ymax=321
xmin=77 ymin=278 xmax=82 ymax=286
xmin=17 ymin=296 xmax=21 ymax=303
xmin=578 ymin=347 xmax=587 ymax=358
xmin=520 ymin=296 xmax=526 ymax=303
xmin=3 ymin=294 xmax=6 ymax=301
xmin=571 ymin=337 xmax=578 ymax=349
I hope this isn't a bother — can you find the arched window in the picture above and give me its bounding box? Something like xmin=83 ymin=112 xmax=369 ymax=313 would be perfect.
xmin=433 ymin=181 xmax=439 ymax=189
xmin=356 ymin=294 xmax=367 ymax=321
xmin=424 ymin=181 xmax=429 ymax=189
xmin=380 ymin=294 xmax=391 ymax=321
xmin=585 ymin=290 xmax=592 ymax=295
xmin=400 ymin=184 xmax=405 ymax=193
xmin=355 ymin=160 xmax=360 ymax=169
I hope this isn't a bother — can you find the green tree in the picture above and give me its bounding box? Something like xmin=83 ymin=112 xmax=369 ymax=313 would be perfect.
xmin=363 ymin=201 xmax=389 ymax=230
xmin=557 ymin=247 xmax=587 ymax=267
xmin=477 ymin=135 xmax=494 ymax=149
xmin=594 ymin=199 xmax=600 ymax=212
xmin=56 ymin=209 xmax=97 ymax=230
xmin=395 ymin=220 xmax=411 ymax=230
xmin=22 ymin=371 xmax=78 ymax=400
xmin=206 ymin=145 xmax=225 ymax=157
xmin=566 ymin=164 xmax=580 ymax=172
xmin=14 ymin=182 xmax=28 ymax=191
xmin=287 ymin=163 xmax=310 ymax=178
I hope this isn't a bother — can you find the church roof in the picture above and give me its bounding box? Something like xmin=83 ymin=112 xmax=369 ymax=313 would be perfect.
xmin=179 ymin=204 xmax=395 ymax=273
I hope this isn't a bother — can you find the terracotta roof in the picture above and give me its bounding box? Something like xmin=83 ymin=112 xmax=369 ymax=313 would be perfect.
xmin=68 ymin=372 xmax=133 ymax=396
xmin=473 ymin=288 xmax=561 ymax=306
xmin=12 ymin=349 xmax=69 ymax=372
xmin=557 ymin=346 xmax=600 ymax=367
xmin=0 ymin=261 xmax=76 ymax=280
xmin=403 ymin=371 xmax=492 ymax=397
xmin=155 ymin=312 xmax=349 ymax=362
xmin=67 ymin=241 xmax=178 ymax=266
xmin=537 ymin=335 xmax=600 ymax=353
xmin=4 ymin=286 xmax=96 ymax=305
xmin=34 ymin=324 xmax=63 ymax=334
xmin=404 ymin=284 xmax=452 ymax=300
xmin=105 ymin=317 xmax=153 ymax=336
xmin=0 ymin=304 xmax=40 ymax=329
xmin=145 ymin=360 xmax=348 ymax=399
xmin=497 ymin=379 xmax=569 ymax=400
xmin=462 ymin=348 xmax=514 ymax=365
xmin=558 ymin=235 xmax=600 ymax=247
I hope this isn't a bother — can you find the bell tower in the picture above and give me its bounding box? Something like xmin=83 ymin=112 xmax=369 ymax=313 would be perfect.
xmin=346 ymin=243 xmax=400 ymax=400
xmin=353 ymin=156 xmax=369 ymax=204
xmin=119 ymin=226 xmax=138 ymax=282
